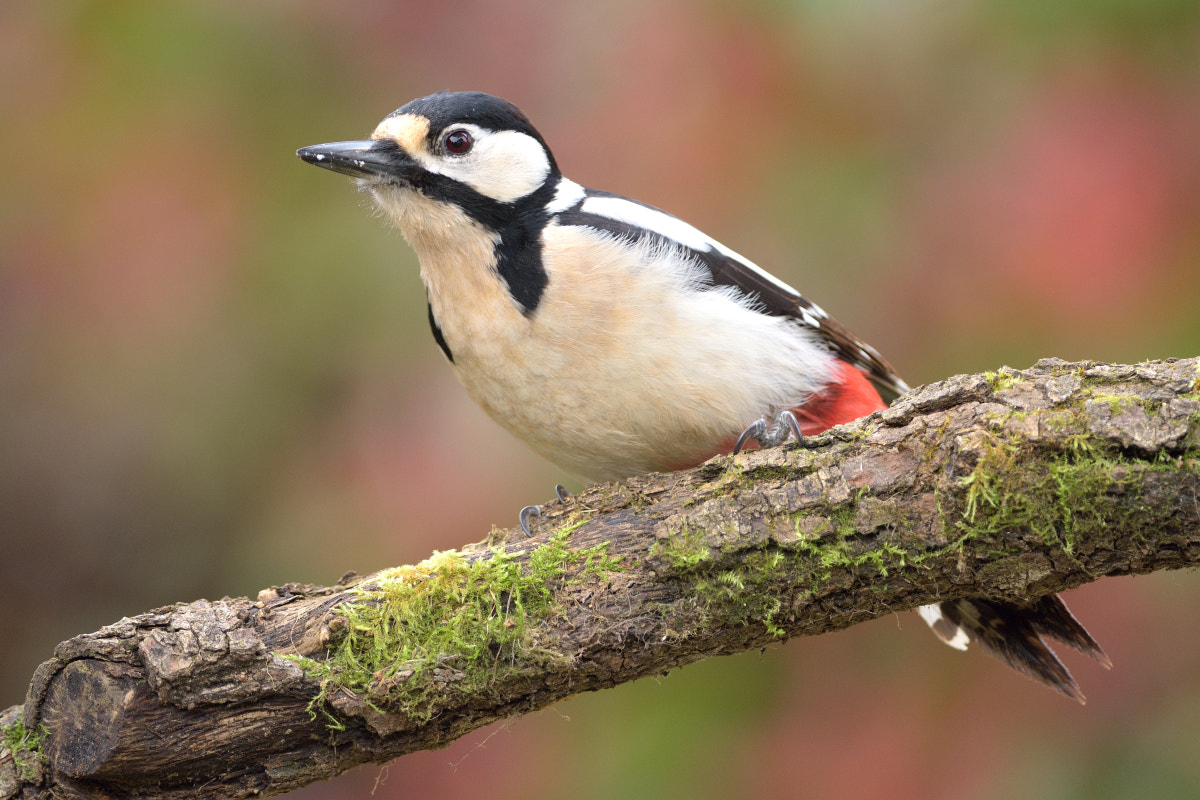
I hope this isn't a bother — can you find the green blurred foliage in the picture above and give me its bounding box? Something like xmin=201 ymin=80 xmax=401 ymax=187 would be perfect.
xmin=2 ymin=1 xmax=1199 ymax=798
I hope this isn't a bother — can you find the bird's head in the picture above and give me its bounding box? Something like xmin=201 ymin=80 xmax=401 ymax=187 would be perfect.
xmin=298 ymin=91 xmax=561 ymax=239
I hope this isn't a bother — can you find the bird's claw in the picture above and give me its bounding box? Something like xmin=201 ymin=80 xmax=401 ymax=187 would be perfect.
xmin=518 ymin=485 xmax=574 ymax=537
xmin=733 ymin=410 xmax=802 ymax=454
xmin=518 ymin=504 xmax=541 ymax=538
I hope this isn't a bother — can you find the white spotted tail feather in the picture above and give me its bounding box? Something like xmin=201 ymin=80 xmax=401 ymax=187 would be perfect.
xmin=919 ymin=596 xmax=1111 ymax=703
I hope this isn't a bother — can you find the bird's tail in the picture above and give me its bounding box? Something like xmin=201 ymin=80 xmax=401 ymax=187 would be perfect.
xmin=918 ymin=594 xmax=1111 ymax=703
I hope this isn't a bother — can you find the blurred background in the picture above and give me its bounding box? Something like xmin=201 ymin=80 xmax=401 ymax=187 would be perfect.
xmin=3 ymin=0 xmax=1200 ymax=798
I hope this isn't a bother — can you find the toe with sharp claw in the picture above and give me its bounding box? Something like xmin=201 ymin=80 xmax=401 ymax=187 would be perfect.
xmin=733 ymin=419 xmax=767 ymax=454
xmin=518 ymin=504 xmax=541 ymax=538
xmin=733 ymin=410 xmax=803 ymax=454
xmin=518 ymin=485 xmax=574 ymax=538
xmin=516 ymin=489 xmax=571 ymax=537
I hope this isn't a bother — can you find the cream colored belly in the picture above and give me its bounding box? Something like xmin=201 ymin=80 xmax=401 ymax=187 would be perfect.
xmin=426 ymin=226 xmax=836 ymax=482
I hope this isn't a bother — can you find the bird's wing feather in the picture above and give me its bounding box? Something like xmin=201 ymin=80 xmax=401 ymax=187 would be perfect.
xmin=553 ymin=189 xmax=909 ymax=402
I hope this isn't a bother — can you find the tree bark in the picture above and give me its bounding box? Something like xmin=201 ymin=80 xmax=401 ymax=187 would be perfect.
xmin=3 ymin=357 xmax=1199 ymax=800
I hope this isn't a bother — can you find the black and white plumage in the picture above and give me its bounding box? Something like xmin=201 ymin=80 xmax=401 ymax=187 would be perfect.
xmin=919 ymin=596 xmax=1110 ymax=701
xmin=297 ymin=90 xmax=1108 ymax=701
xmin=298 ymin=92 xmax=895 ymax=480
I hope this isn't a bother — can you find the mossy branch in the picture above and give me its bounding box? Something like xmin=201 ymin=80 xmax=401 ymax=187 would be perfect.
xmin=4 ymin=357 xmax=1199 ymax=800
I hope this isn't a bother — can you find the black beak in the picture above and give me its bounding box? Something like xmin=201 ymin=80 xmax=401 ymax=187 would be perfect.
xmin=296 ymin=140 xmax=407 ymax=179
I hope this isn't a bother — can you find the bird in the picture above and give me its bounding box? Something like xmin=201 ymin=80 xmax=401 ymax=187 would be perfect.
xmin=297 ymin=90 xmax=1109 ymax=701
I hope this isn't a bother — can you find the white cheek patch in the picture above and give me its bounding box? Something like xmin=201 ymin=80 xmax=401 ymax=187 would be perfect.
xmin=415 ymin=126 xmax=551 ymax=203
xmin=580 ymin=195 xmax=806 ymax=299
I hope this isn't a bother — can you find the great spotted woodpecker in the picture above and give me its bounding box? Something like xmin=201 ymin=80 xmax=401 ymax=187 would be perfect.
xmin=298 ymin=90 xmax=1109 ymax=701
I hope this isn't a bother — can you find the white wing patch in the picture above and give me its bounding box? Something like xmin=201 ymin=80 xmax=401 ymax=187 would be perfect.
xmin=546 ymin=178 xmax=586 ymax=213
xmin=579 ymin=194 xmax=813 ymax=306
xmin=582 ymin=195 xmax=713 ymax=251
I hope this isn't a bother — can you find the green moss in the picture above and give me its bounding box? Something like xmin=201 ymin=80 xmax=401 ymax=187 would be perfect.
xmin=793 ymin=516 xmax=913 ymax=582
xmin=690 ymin=550 xmax=791 ymax=637
xmin=1090 ymin=392 xmax=1144 ymax=415
xmin=954 ymin=430 xmax=1162 ymax=556
xmin=661 ymin=486 xmax=928 ymax=641
xmin=684 ymin=513 xmax=926 ymax=639
xmin=651 ymin=521 xmax=711 ymax=571
xmin=2 ymin=714 xmax=48 ymax=781
xmin=987 ymin=368 xmax=1025 ymax=392
xmin=533 ymin=522 xmax=625 ymax=581
xmin=287 ymin=529 xmax=620 ymax=724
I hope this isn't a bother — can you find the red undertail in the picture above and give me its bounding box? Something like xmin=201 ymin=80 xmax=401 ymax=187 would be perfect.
xmin=670 ymin=360 xmax=884 ymax=472
xmin=788 ymin=360 xmax=888 ymax=436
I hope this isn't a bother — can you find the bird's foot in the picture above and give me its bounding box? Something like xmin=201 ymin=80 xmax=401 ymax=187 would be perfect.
xmin=733 ymin=410 xmax=802 ymax=454
xmin=518 ymin=484 xmax=573 ymax=537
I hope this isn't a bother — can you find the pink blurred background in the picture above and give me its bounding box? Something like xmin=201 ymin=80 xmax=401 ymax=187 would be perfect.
xmin=3 ymin=1 xmax=1200 ymax=798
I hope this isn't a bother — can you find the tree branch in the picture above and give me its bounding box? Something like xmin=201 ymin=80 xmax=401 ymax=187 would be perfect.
xmin=4 ymin=357 xmax=1199 ymax=800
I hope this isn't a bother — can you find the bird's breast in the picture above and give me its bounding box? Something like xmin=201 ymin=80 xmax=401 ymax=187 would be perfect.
xmin=417 ymin=222 xmax=838 ymax=481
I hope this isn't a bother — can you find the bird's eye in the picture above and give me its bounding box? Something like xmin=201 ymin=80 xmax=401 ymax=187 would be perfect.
xmin=444 ymin=130 xmax=473 ymax=155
